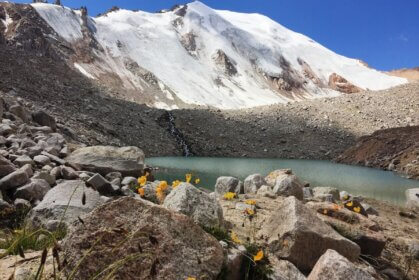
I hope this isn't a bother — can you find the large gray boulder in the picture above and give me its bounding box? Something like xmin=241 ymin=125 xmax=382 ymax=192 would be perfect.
xmin=62 ymin=197 xmax=224 ymax=280
xmin=307 ymin=249 xmax=375 ymax=280
xmin=405 ymin=188 xmax=419 ymax=210
xmin=163 ymin=183 xmax=224 ymax=228
xmin=0 ymin=168 xmax=29 ymax=191
xmin=244 ymin=174 xmax=266 ymax=194
xmin=14 ymin=179 xmax=51 ymax=203
xmin=66 ymin=146 xmax=145 ymax=177
xmin=258 ymin=196 xmax=360 ymax=271
xmin=214 ymin=176 xmax=243 ymax=196
xmin=32 ymin=111 xmax=56 ymax=131
xmin=272 ymin=174 xmax=304 ymax=200
xmin=27 ymin=180 xmax=102 ymax=228
xmin=269 ymin=257 xmax=306 ymax=280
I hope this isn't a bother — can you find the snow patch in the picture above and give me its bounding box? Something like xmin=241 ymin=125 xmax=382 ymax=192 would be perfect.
xmin=1 ymin=11 xmax=13 ymax=33
xmin=74 ymin=63 xmax=96 ymax=79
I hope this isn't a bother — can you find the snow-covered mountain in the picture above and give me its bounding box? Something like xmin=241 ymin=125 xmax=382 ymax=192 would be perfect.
xmin=4 ymin=1 xmax=407 ymax=109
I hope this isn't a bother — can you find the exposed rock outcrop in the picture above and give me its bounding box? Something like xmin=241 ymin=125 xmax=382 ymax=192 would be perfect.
xmin=328 ymin=73 xmax=361 ymax=93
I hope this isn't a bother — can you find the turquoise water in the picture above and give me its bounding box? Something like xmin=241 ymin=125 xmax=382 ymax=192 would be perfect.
xmin=146 ymin=157 xmax=419 ymax=205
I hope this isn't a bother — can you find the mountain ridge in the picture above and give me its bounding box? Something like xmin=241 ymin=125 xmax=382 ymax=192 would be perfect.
xmin=1 ymin=1 xmax=405 ymax=109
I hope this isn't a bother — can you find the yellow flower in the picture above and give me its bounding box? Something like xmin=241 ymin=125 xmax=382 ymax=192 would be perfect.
xmin=353 ymin=206 xmax=361 ymax=213
xmin=138 ymin=176 xmax=147 ymax=187
xmin=159 ymin=181 xmax=168 ymax=191
xmin=156 ymin=187 xmax=165 ymax=202
xmin=245 ymin=199 xmax=256 ymax=205
xmin=245 ymin=208 xmax=255 ymax=216
xmin=342 ymin=194 xmax=349 ymax=200
xmin=223 ymin=192 xmax=236 ymax=200
xmin=138 ymin=188 xmax=145 ymax=197
xmin=346 ymin=201 xmax=353 ymax=207
xmin=172 ymin=180 xmax=181 ymax=188
xmin=186 ymin=278 xmax=196 ymax=280
xmin=253 ymin=250 xmax=264 ymax=262
xmin=194 ymin=178 xmax=200 ymax=184
xmin=230 ymin=232 xmax=242 ymax=244
xmin=185 ymin=173 xmax=192 ymax=183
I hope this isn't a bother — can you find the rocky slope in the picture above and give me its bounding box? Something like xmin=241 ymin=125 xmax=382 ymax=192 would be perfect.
xmin=336 ymin=126 xmax=419 ymax=179
xmin=387 ymin=67 xmax=419 ymax=82
xmin=1 ymin=2 xmax=406 ymax=110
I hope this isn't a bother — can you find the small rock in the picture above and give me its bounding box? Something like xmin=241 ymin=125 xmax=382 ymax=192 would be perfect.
xmin=214 ymin=176 xmax=243 ymax=196
xmin=307 ymin=249 xmax=375 ymax=280
xmin=121 ymin=176 xmax=137 ymax=186
xmin=312 ymin=187 xmax=340 ymax=201
xmin=87 ymin=173 xmax=116 ymax=196
xmin=14 ymin=179 xmax=51 ymax=202
xmin=32 ymin=171 xmax=56 ymax=186
xmin=14 ymin=198 xmax=32 ymax=210
xmin=0 ymin=169 xmax=29 ymax=191
xmin=14 ymin=155 xmax=34 ymax=167
xmin=361 ymin=203 xmax=379 ymax=216
xmin=33 ymin=155 xmax=51 ymax=166
xmin=163 ymin=183 xmax=224 ymax=228
xmin=243 ymin=174 xmax=266 ymax=194
xmin=61 ymin=166 xmax=79 ymax=180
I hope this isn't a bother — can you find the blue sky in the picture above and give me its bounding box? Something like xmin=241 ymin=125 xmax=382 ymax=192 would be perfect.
xmin=10 ymin=0 xmax=419 ymax=70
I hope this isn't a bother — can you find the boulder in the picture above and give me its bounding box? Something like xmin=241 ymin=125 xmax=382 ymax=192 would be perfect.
xmin=258 ymin=196 xmax=360 ymax=271
xmin=33 ymin=155 xmax=51 ymax=166
xmin=0 ymin=168 xmax=29 ymax=191
xmin=121 ymin=176 xmax=137 ymax=186
xmin=14 ymin=155 xmax=33 ymax=167
xmin=60 ymin=166 xmax=79 ymax=180
xmin=13 ymin=198 xmax=31 ymax=211
xmin=32 ymin=171 xmax=56 ymax=186
xmin=87 ymin=173 xmax=118 ymax=196
xmin=361 ymin=203 xmax=379 ymax=216
xmin=269 ymin=257 xmax=306 ymax=280
xmin=26 ymin=180 xmax=102 ymax=228
xmin=306 ymin=201 xmax=385 ymax=257
xmin=312 ymin=187 xmax=340 ymax=202
xmin=265 ymin=169 xmax=293 ymax=186
xmin=32 ymin=111 xmax=56 ymax=131
xmin=405 ymin=188 xmax=419 ymax=210
xmin=307 ymin=249 xmax=374 ymax=280
xmin=214 ymin=176 xmax=243 ymax=195
xmin=62 ymin=197 xmax=223 ymax=280
xmin=244 ymin=174 xmax=266 ymax=194
xmin=0 ymin=124 xmax=13 ymax=136
xmin=9 ymin=105 xmax=31 ymax=123
xmin=0 ymin=155 xmax=16 ymax=177
xmin=66 ymin=146 xmax=145 ymax=177
xmin=302 ymin=187 xmax=313 ymax=200
xmin=163 ymin=183 xmax=224 ymax=228
xmin=224 ymin=246 xmax=246 ymax=280
xmin=20 ymin=164 xmax=33 ymax=177
xmin=14 ymin=179 xmax=51 ymax=203
xmin=272 ymin=174 xmax=304 ymax=200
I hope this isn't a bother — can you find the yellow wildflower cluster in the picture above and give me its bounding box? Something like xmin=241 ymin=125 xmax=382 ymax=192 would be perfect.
xmin=253 ymin=250 xmax=264 ymax=262
xmin=245 ymin=199 xmax=256 ymax=205
xmin=230 ymin=232 xmax=242 ymax=244
xmin=156 ymin=181 xmax=168 ymax=202
xmin=223 ymin=192 xmax=236 ymax=200
xmin=245 ymin=208 xmax=255 ymax=216
xmin=172 ymin=180 xmax=181 ymax=188
xmin=185 ymin=173 xmax=192 ymax=183
xmin=138 ymin=188 xmax=145 ymax=197
xmin=138 ymin=176 xmax=147 ymax=187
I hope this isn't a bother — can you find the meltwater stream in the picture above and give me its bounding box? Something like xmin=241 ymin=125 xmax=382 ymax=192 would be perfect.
xmin=146 ymin=157 xmax=419 ymax=205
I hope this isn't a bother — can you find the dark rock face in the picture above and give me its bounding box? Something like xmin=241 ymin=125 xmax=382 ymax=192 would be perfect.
xmin=337 ymin=126 xmax=419 ymax=179
xmin=62 ymin=197 xmax=224 ymax=280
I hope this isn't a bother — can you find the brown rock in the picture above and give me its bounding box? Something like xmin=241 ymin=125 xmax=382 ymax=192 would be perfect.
xmin=62 ymin=197 xmax=223 ymax=280
xmin=328 ymin=73 xmax=361 ymax=94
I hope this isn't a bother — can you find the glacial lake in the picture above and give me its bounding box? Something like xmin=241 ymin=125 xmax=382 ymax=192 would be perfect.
xmin=146 ymin=157 xmax=419 ymax=205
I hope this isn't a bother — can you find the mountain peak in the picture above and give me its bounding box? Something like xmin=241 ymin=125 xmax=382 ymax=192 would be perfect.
xmin=2 ymin=1 xmax=406 ymax=109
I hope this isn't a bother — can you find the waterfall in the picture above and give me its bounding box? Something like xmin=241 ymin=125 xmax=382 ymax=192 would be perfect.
xmin=167 ymin=112 xmax=192 ymax=157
